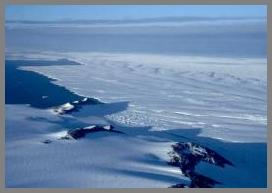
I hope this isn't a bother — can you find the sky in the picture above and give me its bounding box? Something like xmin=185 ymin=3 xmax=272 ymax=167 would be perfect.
xmin=5 ymin=5 xmax=267 ymax=58
xmin=5 ymin=5 xmax=267 ymax=21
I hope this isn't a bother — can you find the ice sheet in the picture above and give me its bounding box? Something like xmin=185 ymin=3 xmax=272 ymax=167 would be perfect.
xmin=20 ymin=52 xmax=267 ymax=143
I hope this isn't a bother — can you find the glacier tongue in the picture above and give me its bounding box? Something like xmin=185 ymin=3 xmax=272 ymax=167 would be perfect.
xmin=20 ymin=52 xmax=267 ymax=143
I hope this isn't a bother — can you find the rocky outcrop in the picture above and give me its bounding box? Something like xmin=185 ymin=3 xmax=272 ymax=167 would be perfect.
xmin=168 ymin=142 xmax=233 ymax=188
xmin=52 ymin=97 xmax=101 ymax=115
xmin=60 ymin=125 xmax=124 ymax=140
xmin=42 ymin=139 xmax=52 ymax=144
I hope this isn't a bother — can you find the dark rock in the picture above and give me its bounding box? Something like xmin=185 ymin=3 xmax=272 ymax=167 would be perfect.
xmin=168 ymin=142 xmax=233 ymax=188
xmin=169 ymin=142 xmax=233 ymax=168
xmin=42 ymin=139 xmax=52 ymax=144
xmin=59 ymin=135 xmax=72 ymax=140
xmin=61 ymin=125 xmax=124 ymax=140
xmin=53 ymin=97 xmax=102 ymax=115
xmin=68 ymin=128 xmax=87 ymax=139
xmin=170 ymin=184 xmax=188 ymax=188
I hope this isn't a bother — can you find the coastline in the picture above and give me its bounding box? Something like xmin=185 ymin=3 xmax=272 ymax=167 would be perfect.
xmin=5 ymin=56 xmax=267 ymax=188
xmin=5 ymin=59 xmax=101 ymax=108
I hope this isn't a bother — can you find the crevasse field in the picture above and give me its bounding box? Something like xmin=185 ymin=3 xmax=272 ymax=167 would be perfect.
xmin=5 ymin=10 xmax=267 ymax=188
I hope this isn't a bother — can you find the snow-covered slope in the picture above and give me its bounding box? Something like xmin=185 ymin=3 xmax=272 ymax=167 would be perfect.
xmin=6 ymin=104 xmax=189 ymax=188
xmin=6 ymin=52 xmax=267 ymax=188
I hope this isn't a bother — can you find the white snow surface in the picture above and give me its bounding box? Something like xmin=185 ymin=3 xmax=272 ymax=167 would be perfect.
xmin=19 ymin=52 xmax=267 ymax=143
xmin=6 ymin=104 xmax=189 ymax=188
xmin=52 ymin=102 xmax=74 ymax=114
xmin=6 ymin=52 xmax=267 ymax=188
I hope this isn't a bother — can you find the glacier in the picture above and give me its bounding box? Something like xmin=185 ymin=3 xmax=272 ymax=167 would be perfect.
xmin=5 ymin=51 xmax=267 ymax=188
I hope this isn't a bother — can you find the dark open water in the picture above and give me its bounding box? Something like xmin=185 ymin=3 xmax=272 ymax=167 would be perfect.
xmin=5 ymin=59 xmax=91 ymax=108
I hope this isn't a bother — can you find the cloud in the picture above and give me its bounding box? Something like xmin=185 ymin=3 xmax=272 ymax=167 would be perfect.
xmin=5 ymin=17 xmax=266 ymax=37
xmin=6 ymin=16 xmax=266 ymax=26
xmin=5 ymin=16 xmax=266 ymax=58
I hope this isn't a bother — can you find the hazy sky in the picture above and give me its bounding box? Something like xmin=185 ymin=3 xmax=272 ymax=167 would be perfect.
xmin=5 ymin=5 xmax=267 ymax=58
xmin=6 ymin=5 xmax=267 ymax=21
